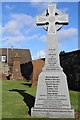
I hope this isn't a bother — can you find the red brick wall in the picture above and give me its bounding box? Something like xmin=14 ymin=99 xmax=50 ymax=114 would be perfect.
xmin=32 ymin=59 xmax=45 ymax=87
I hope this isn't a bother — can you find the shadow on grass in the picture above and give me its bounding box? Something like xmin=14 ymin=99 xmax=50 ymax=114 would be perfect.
xmin=21 ymin=83 xmax=32 ymax=87
xmin=9 ymin=89 xmax=35 ymax=116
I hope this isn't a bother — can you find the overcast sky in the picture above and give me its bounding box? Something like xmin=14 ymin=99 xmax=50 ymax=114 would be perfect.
xmin=1 ymin=2 xmax=78 ymax=59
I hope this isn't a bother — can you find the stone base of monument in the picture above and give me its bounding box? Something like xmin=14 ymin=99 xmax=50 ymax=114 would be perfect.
xmin=31 ymin=108 xmax=74 ymax=118
xmin=31 ymin=71 xmax=74 ymax=118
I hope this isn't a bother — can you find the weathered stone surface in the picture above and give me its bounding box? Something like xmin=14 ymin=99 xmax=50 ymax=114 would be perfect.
xmin=31 ymin=59 xmax=44 ymax=87
xmin=0 ymin=62 xmax=9 ymax=80
xmin=11 ymin=53 xmax=23 ymax=80
xmin=31 ymin=4 xmax=74 ymax=118
xmin=2 ymin=73 xmax=7 ymax=80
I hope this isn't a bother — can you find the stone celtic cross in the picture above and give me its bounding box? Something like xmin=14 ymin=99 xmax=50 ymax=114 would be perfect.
xmin=36 ymin=4 xmax=68 ymax=34
xmin=31 ymin=4 xmax=74 ymax=118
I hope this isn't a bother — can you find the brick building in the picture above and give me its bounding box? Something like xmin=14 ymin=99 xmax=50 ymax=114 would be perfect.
xmin=0 ymin=48 xmax=32 ymax=79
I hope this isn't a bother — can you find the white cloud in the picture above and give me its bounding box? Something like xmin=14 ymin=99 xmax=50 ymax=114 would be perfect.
xmin=31 ymin=3 xmax=68 ymax=14
xmin=3 ymin=33 xmax=40 ymax=47
xmin=58 ymin=28 xmax=78 ymax=41
xmin=3 ymin=20 xmax=21 ymax=34
xmin=11 ymin=14 xmax=36 ymax=25
xmin=35 ymin=28 xmax=78 ymax=42
xmin=5 ymin=4 xmax=13 ymax=10
xmin=3 ymin=13 xmax=36 ymax=35
xmin=2 ymin=11 xmax=46 ymax=46
xmin=31 ymin=2 xmax=49 ymax=12
xmin=60 ymin=7 xmax=68 ymax=13
xmin=39 ymin=34 xmax=46 ymax=42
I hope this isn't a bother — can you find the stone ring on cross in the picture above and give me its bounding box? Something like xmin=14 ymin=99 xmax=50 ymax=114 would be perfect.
xmin=36 ymin=4 xmax=68 ymax=34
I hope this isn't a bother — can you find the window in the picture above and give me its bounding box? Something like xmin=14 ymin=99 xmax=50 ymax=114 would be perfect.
xmin=0 ymin=56 xmax=6 ymax=62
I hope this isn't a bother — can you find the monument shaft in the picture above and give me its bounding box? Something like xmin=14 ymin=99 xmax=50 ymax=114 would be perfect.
xmin=44 ymin=34 xmax=61 ymax=71
xmin=31 ymin=4 xmax=74 ymax=118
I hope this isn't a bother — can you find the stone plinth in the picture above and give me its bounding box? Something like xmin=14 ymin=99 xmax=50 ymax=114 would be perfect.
xmin=11 ymin=53 xmax=23 ymax=80
xmin=31 ymin=71 xmax=74 ymax=118
xmin=31 ymin=108 xmax=74 ymax=118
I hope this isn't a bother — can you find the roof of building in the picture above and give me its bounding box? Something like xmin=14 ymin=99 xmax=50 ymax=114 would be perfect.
xmin=0 ymin=48 xmax=32 ymax=65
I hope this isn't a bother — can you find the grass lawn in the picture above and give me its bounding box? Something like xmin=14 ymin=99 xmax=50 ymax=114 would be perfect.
xmin=2 ymin=80 xmax=80 ymax=119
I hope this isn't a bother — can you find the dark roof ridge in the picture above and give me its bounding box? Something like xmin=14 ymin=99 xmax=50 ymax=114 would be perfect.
xmin=0 ymin=48 xmax=30 ymax=50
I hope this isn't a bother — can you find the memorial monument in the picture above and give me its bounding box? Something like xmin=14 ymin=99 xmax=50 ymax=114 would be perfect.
xmin=11 ymin=53 xmax=23 ymax=80
xmin=31 ymin=4 xmax=74 ymax=118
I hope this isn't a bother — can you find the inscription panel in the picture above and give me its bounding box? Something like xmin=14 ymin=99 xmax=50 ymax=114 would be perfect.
xmin=35 ymin=73 xmax=71 ymax=109
xmin=45 ymin=48 xmax=61 ymax=71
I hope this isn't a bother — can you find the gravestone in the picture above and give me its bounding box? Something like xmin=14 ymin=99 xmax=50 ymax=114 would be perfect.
xmin=31 ymin=4 xmax=74 ymax=118
xmin=11 ymin=53 xmax=23 ymax=80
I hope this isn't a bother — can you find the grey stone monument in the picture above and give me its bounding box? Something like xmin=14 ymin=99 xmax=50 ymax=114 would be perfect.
xmin=31 ymin=4 xmax=74 ymax=118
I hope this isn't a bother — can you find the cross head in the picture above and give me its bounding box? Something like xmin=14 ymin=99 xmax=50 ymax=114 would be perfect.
xmin=36 ymin=4 xmax=68 ymax=34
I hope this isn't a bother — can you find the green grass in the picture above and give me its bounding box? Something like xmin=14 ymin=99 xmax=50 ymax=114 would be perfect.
xmin=2 ymin=80 xmax=80 ymax=119
xmin=2 ymin=80 xmax=36 ymax=118
xmin=70 ymin=90 xmax=80 ymax=112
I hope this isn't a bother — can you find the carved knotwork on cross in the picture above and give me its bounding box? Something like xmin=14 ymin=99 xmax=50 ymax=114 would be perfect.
xmin=36 ymin=4 xmax=68 ymax=34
